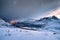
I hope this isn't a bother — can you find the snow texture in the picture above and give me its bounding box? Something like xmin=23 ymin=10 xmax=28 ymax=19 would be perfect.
xmin=0 ymin=16 xmax=60 ymax=40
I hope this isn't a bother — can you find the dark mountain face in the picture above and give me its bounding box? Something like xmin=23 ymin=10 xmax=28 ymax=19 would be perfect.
xmin=38 ymin=17 xmax=51 ymax=21
xmin=12 ymin=22 xmax=44 ymax=28
xmin=37 ymin=16 xmax=58 ymax=21
xmin=52 ymin=16 xmax=59 ymax=20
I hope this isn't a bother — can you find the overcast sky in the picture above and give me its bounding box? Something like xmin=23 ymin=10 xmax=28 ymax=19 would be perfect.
xmin=0 ymin=0 xmax=60 ymax=21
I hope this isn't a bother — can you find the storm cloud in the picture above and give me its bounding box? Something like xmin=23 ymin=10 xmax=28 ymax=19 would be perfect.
xmin=0 ymin=0 xmax=60 ymax=21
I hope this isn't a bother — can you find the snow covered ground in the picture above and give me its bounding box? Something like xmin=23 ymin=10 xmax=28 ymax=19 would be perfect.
xmin=0 ymin=28 xmax=60 ymax=40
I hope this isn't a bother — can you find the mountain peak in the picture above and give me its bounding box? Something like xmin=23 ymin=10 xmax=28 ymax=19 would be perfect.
xmin=37 ymin=16 xmax=59 ymax=21
xmin=51 ymin=16 xmax=58 ymax=20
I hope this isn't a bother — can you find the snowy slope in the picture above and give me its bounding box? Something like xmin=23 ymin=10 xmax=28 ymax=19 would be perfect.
xmin=0 ymin=18 xmax=16 ymax=28
xmin=0 ymin=28 xmax=60 ymax=40
xmin=0 ymin=16 xmax=60 ymax=40
xmin=40 ymin=16 xmax=60 ymax=33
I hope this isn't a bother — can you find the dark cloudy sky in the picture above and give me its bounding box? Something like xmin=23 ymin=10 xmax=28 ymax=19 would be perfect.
xmin=0 ymin=0 xmax=60 ymax=21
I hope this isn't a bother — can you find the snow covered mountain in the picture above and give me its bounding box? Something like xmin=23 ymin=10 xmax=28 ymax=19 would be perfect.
xmin=0 ymin=18 xmax=16 ymax=28
xmin=8 ymin=16 xmax=60 ymax=34
xmin=0 ymin=16 xmax=60 ymax=32
xmin=0 ymin=16 xmax=60 ymax=40
xmin=10 ymin=16 xmax=60 ymax=29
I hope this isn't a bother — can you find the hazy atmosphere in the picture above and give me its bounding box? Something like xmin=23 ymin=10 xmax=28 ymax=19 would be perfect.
xmin=0 ymin=0 xmax=60 ymax=21
xmin=1 ymin=0 xmax=60 ymax=40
